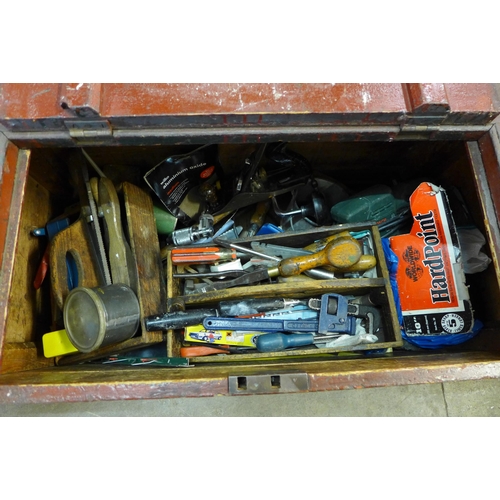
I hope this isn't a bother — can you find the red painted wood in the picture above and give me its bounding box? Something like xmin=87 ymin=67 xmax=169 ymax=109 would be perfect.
xmin=1 ymin=83 xmax=498 ymax=126
xmin=405 ymin=83 xmax=450 ymax=114
xmin=99 ymin=83 xmax=408 ymax=115
xmin=0 ymin=84 xmax=61 ymax=120
xmin=0 ymin=143 xmax=19 ymax=270
xmin=446 ymin=83 xmax=500 ymax=112
xmin=0 ymin=83 xmax=408 ymax=118
xmin=58 ymin=83 xmax=102 ymax=116
xmin=479 ymin=132 xmax=500 ymax=216
xmin=0 ymin=352 xmax=499 ymax=403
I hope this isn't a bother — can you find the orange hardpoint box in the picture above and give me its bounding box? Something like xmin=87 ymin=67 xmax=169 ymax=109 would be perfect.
xmin=389 ymin=182 xmax=474 ymax=337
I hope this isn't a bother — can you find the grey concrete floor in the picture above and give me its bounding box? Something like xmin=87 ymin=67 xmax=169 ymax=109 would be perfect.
xmin=2 ymin=378 xmax=500 ymax=416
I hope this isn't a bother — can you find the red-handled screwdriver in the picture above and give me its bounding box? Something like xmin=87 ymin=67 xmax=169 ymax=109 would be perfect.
xmin=180 ymin=345 xmax=252 ymax=357
xmin=171 ymin=247 xmax=244 ymax=264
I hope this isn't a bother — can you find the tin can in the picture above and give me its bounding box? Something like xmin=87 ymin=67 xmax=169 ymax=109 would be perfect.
xmin=63 ymin=284 xmax=140 ymax=353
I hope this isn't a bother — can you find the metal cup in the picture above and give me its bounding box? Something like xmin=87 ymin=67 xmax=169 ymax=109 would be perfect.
xmin=63 ymin=284 xmax=140 ymax=353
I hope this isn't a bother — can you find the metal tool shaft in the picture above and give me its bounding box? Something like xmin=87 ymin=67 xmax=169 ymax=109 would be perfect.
xmin=214 ymin=238 xmax=336 ymax=280
xmin=81 ymin=162 xmax=112 ymax=286
xmin=145 ymin=309 xmax=218 ymax=331
xmin=215 ymin=239 xmax=281 ymax=262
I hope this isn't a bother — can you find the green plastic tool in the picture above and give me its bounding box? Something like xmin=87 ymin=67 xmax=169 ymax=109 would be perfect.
xmin=330 ymin=185 xmax=408 ymax=224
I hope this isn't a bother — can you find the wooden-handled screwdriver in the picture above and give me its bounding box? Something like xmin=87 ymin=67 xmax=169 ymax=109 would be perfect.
xmin=302 ymin=231 xmax=376 ymax=273
xmin=278 ymin=236 xmax=362 ymax=276
xmin=215 ymin=236 xmax=364 ymax=278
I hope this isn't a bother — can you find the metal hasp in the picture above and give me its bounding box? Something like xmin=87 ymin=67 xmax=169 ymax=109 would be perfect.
xmin=228 ymin=373 xmax=309 ymax=395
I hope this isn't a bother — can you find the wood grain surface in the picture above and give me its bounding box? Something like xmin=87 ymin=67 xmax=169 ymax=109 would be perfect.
xmin=49 ymin=217 xmax=101 ymax=311
xmin=0 ymin=342 xmax=52 ymax=375
xmin=4 ymin=177 xmax=52 ymax=343
xmin=122 ymin=182 xmax=165 ymax=344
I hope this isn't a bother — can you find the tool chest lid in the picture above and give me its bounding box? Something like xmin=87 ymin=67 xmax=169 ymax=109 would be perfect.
xmin=1 ymin=84 xmax=499 ymax=146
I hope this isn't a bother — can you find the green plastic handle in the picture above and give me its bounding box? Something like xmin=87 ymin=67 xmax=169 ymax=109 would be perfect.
xmin=256 ymin=333 xmax=314 ymax=352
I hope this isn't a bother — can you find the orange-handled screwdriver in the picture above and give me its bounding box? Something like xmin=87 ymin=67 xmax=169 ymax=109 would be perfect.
xmin=180 ymin=345 xmax=251 ymax=357
xmin=171 ymin=247 xmax=243 ymax=264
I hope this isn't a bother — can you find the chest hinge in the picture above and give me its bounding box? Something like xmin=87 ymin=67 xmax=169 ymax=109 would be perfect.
xmin=64 ymin=120 xmax=113 ymax=144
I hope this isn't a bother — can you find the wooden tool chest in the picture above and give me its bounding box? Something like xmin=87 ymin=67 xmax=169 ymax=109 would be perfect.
xmin=1 ymin=83 xmax=500 ymax=404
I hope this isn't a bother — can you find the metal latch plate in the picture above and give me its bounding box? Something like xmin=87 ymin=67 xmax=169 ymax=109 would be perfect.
xmin=228 ymin=373 xmax=309 ymax=395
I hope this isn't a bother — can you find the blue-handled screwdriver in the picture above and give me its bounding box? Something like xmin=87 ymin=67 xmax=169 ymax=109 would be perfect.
xmin=255 ymin=333 xmax=338 ymax=352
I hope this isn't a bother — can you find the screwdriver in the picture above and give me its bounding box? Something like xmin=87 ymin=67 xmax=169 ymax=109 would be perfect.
xmin=240 ymin=200 xmax=270 ymax=238
xmin=213 ymin=239 xmax=333 ymax=279
xmin=303 ymin=231 xmax=377 ymax=273
xmin=279 ymin=236 xmax=362 ymax=275
xmin=302 ymin=230 xmax=352 ymax=253
xmin=171 ymin=247 xmax=244 ymax=264
xmin=180 ymin=345 xmax=252 ymax=357
xmin=215 ymin=236 xmax=363 ymax=277
xmin=255 ymin=333 xmax=339 ymax=352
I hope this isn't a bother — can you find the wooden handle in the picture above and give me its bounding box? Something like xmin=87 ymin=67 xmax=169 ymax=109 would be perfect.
xmin=325 ymin=254 xmax=377 ymax=273
xmin=303 ymin=230 xmax=352 ymax=253
xmin=251 ymin=201 xmax=270 ymax=225
xmin=278 ymin=237 xmax=362 ymax=277
xmin=49 ymin=218 xmax=101 ymax=311
xmin=99 ymin=177 xmax=130 ymax=287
